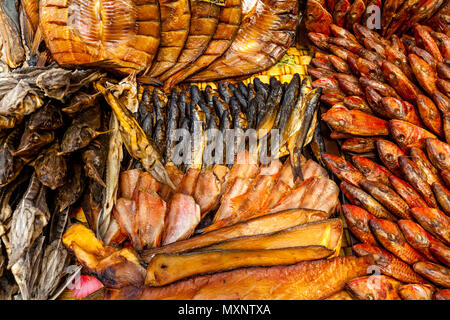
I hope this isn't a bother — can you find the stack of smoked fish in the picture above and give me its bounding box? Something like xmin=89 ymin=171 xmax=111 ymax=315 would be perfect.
xmin=61 ymin=150 xmax=378 ymax=300
xmin=304 ymin=0 xmax=450 ymax=300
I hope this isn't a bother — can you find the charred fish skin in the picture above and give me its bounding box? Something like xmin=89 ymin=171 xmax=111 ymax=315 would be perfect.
xmin=189 ymin=0 xmax=299 ymax=81
xmin=165 ymin=88 xmax=180 ymax=164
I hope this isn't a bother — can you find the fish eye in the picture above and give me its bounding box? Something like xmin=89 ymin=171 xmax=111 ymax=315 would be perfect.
xmin=414 ymin=234 xmax=425 ymax=243
xmin=366 ymin=294 xmax=374 ymax=300
xmin=338 ymin=163 xmax=348 ymax=170
xmin=397 ymin=134 xmax=405 ymax=142
xmin=356 ymin=220 xmax=366 ymax=230
xmin=338 ymin=120 xmax=346 ymax=127
xmin=390 ymin=72 xmax=396 ymax=79
xmin=386 ymin=154 xmax=393 ymax=162
xmin=361 ymin=167 xmax=370 ymax=174
xmin=394 ymin=59 xmax=402 ymax=66
xmin=439 ymin=153 xmax=445 ymax=161
xmin=388 ymin=233 xmax=396 ymax=241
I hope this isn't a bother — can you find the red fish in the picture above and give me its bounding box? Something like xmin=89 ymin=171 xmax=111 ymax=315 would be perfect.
xmin=381 ymin=60 xmax=421 ymax=103
xmin=385 ymin=45 xmax=414 ymax=80
xmin=359 ymin=180 xmax=411 ymax=220
xmin=352 ymin=156 xmax=391 ymax=186
xmin=398 ymin=284 xmax=435 ymax=300
xmin=342 ymin=137 xmax=381 ymax=154
xmin=381 ymin=0 xmax=407 ymax=37
xmin=409 ymin=146 xmax=443 ymax=186
xmin=408 ymin=54 xmax=438 ymax=96
xmin=343 ymin=96 xmax=373 ymax=114
xmin=432 ymin=182 xmax=450 ymax=217
xmin=322 ymin=153 xmax=365 ymax=187
xmin=307 ymin=32 xmax=329 ymax=51
xmin=429 ymin=240 xmax=450 ymax=267
xmin=425 ymin=138 xmax=450 ymax=171
xmin=429 ymin=31 xmax=450 ymax=60
xmin=359 ymin=77 xmax=400 ymax=99
xmin=431 ymin=91 xmax=450 ymax=114
xmin=413 ymin=261 xmax=450 ymax=288
xmin=409 ymin=208 xmax=450 ymax=245
xmin=413 ymin=24 xmax=444 ymax=63
xmin=398 ymin=219 xmax=440 ymax=263
xmin=379 ymin=97 xmax=422 ymax=126
xmin=388 ymin=175 xmax=428 ymax=208
xmin=308 ymin=67 xmax=336 ymax=79
xmin=328 ymin=55 xmax=351 ymax=73
xmin=345 ymin=275 xmax=402 ymax=300
xmin=345 ymin=0 xmax=366 ymax=29
xmin=305 ymin=0 xmax=333 ymax=35
xmin=375 ymin=139 xmax=405 ymax=176
xmin=398 ymin=156 xmax=438 ymax=208
xmin=369 ymin=218 xmax=427 ymax=265
xmin=389 ymin=120 xmax=437 ymax=150
xmin=444 ymin=113 xmax=450 ymax=144
xmin=353 ymin=243 xmax=428 ymax=283
xmin=435 ymin=289 xmax=450 ymax=300
xmin=347 ymin=56 xmax=383 ymax=81
xmin=321 ymin=105 xmax=389 ymax=136
xmin=416 ymin=95 xmax=443 ymax=136
xmin=333 ymin=0 xmax=351 ymax=27
xmin=330 ymin=23 xmax=358 ymax=42
xmin=341 ymin=205 xmax=378 ymax=245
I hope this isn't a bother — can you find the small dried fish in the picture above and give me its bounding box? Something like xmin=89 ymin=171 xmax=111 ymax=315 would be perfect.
xmin=13 ymin=127 xmax=54 ymax=158
xmin=54 ymin=161 xmax=84 ymax=213
xmin=28 ymin=102 xmax=64 ymax=131
xmin=34 ymin=142 xmax=68 ymax=190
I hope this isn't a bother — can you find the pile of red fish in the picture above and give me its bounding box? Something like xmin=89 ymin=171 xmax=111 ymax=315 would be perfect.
xmin=304 ymin=0 xmax=449 ymax=300
xmin=108 ymin=150 xmax=339 ymax=251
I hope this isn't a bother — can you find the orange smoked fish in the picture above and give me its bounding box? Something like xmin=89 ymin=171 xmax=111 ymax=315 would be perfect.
xmin=341 ymin=205 xmax=377 ymax=245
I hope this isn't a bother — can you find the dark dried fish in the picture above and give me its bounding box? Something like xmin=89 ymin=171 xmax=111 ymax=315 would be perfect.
xmin=34 ymin=142 xmax=68 ymax=190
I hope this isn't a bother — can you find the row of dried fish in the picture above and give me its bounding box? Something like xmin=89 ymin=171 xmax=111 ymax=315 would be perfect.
xmin=2 ymin=0 xmax=300 ymax=90
xmin=131 ymin=75 xmax=322 ymax=178
xmin=0 ymin=66 xmax=117 ymax=300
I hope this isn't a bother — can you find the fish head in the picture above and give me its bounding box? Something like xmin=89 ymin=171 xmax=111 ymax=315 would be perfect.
xmin=352 ymin=244 xmax=391 ymax=268
xmin=341 ymin=205 xmax=371 ymax=232
xmin=388 ymin=120 xmax=414 ymax=150
xmin=397 ymin=220 xmax=429 ymax=247
xmin=352 ymin=156 xmax=375 ymax=176
xmin=14 ymin=130 xmax=54 ymax=157
xmin=369 ymin=218 xmax=402 ymax=244
xmin=346 ymin=276 xmax=399 ymax=300
xmin=426 ymin=138 xmax=450 ymax=168
xmin=321 ymin=105 xmax=352 ymax=132
xmin=0 ymin=146 xmax=15 ymax=185
xmin=381 ymin=61 xmax=401 ymax=86
xmin=61 ymin=125 xmax=96 ymax=154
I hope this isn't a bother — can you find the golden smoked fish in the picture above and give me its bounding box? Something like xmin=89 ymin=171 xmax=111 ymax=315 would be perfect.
xmin=162 ymin=0 xmax=242 ymax=89
xmin=189 ymin=0 xmax=298 ymax=81
xmin=40 ymin=0 xmax=161 ymax=73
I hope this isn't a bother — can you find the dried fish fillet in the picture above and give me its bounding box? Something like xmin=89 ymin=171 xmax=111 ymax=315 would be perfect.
xmin=189 ymin=0 xmax=298 ymax=81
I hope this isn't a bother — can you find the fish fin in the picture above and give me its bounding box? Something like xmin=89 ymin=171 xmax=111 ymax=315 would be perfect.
xmin=61 ymin=59 xmax=134 ymax=71
xmin=137 ymin=75 xmax=163 ymax=86
xmin=291 ymin=147 xmax=304 ymax=183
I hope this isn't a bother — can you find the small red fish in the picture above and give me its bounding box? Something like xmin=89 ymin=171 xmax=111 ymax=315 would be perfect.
xmin=342 ymin=138 xmax=380 ymax=154
xmin=398 ymin=156 xmax=438 ymax=208
xmin=329 ymin=55 xmax=351 ymax=74
xmin=333 ymin=0 xmax=351 ymax=27
xmin=381 ymin=0 xmax=407 ymax=37
xmin=376 ymin=139 xmax=405 ymax=176
xmin=328 ymin=37 xmax=363 ymax=54
xmin=343 ymin=96 xmax=373 ymax=114
xmin=322 ymin=153 xmax=364 ymax=186
xmin=408 ymin=54 xmax=438 ymax=96
xmin=322 ymin=105 xmax=389 ymax=136
xmin=432 ymin=182 xmax=450 ymax=217
xmin=347 ymin=56 xmax=383 ymax=81
xmin=312 ymin=77 xmax=343 ymax=95
xmin=341 ymin=205 xmax=378 ymax=245
xmin=305 ymin=0 xmax=333 ymax=35
xmin=426 ymin=138 xmax=450 ymax=171
xmin=369 ymin=218 xmax=427 ymax=265
xmin=353 ymin=23 xmax=390 ymax=47
xmin=308 ymin=67 xmax=335 ymax=79
xmin=388 ymin=175 xmax=428 ymax=208
xmin=385 ymin=45 xmax=414 ymax=80
xmin=389 ymin=120 xmax=437 ymax=150
xmin=437 ymin=62 xmax=450 ymax=80
xmin=437 ymin=78 xmax=450 ymax=97
xmin=408 ymin=46 xmax=438 ymax=70
xmin=360 ymin=180 xmax=411 ymax=220
xmin=413 ymin=261 xmax=450 ymax=288
xmin=359 ymin=77 xmax=400 ymax=99
xmin=379 ymin=97 xmax=422 ymax=126
xmin=329 ymin=44 xmax=359 ymax=61
xmin=413 ymin=24 xmax=444 ymax=63
xmin=431 ymin=91 xmax=450 ymax=114
xmin=416 ymin=95 xmax=443 ymax=137
xmin=434 ymin=289 xmax=450 ymax=300
xmin=409 ymin=207 xmax=450 ymax=245
xmin=429 ymin=240 xmax=450 ymax=267
xmin=398 ymin=219 xmax=440 ymax=263
xmin=391 ymin=35 xmax=407 ymax=55
xmin=353 ymin=243 xmax=428 ymax=284
xmin=398 ymin=284 xmax=435 ymax=300
xmin=329 ymin=23 xmax=358 ymax=42
xmin=409 ymin=146 xmax=443 ymax=186
xmin=429 ymin=31 xmax=450 ymax=60
xmin=381 ymin=60 xmax=421 ymax=102
xmin=312 ymin=56 xmax=334 ymax=70
xmin=353 ymin=156 xmax=391 ymax=186
xmin=320 ymin=93 xmax=345 ymax=106
xmin=335 ymin=73 xmax=364 ymax=96
xmin=345 ymin=275 xmax=402 ymax=300
xmin=345 ymin=0 xmax=366 ymax=29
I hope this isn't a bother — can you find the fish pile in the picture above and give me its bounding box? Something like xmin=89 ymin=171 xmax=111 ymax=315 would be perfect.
xmin=127 ymin=74 xmax=323 ymax=177
xmin=303 ymin=0 xmax=450 ymax=300
xmin=0 ymin=65 xmax=117 ymax=300
xmin=61 ymin=153 xmax=367 ymax=300
xmin=38 ymin=0 xmax=299 ymax=89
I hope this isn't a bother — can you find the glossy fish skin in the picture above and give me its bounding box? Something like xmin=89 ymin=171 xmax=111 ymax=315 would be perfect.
xmin=437 ymin=79 xmax=450 ymax=97
xmin=398 ymin=156 xmax=438 ymax=208
xmin=381 ymin=60 xmax=420 ymax=103
xmin=435 ymin=289 xmax=450 ymax=300
xmin=342 ymin=137 xmax=380 ymax=154
xmin=416 ymin=95 xmax=443 ymax=137
xmin=164 ymin=89 xmax=181 ymax=164
xmin=389 ymin=175 xmax=428 ymax=209
xmin=312 ymin=56 xmax=334 ymax=71
xmin=413 ymin=24 xmax=443 ymax=63
xmin=359 ymin=77 xmax=400 ymax=100
xmin=426 ymin=138 xmax=450 ymax=171
xmin=445 ymin=114 xmax=450 ymax=144
xmin=346 ymin=275 xmax=401 ymax=300
xmin=34 ymin=142 xmax=68 ymax=190
xmin=309 ymin=67 xmax=335 ymax=79
xmin=345 ymin=0 xmax=365 ymax=29
xmin=312 ymin=78 xmax=343 ymax=95
xmin=320 ymin=93 xmax=345 ymax=106
xmin=369 ymin=218 xmax=427 ymax=265
xmin=352 ymin=156 xmax=391 ymax=186
xmin=321 ymin=105 xmax=389 ymax=136
xmin=308 ymin=32 xmax=329 ymax=51
xmin=352 ymin=244 xmax=427 ymax=284
xmin=341 ymin=205 xmax=378 ymax=245
xmin=343 ymin=96 xmax=372 ymax=114
xmin=376 ymin=139 xmax=405 ymax=176
xmin=277 ymin=74 xmax=300 ymax=135
xmin=432 ymin=91 xmax=450 ymax=114
xmin=28 ymin=102 xmax=64 ymax=131
xmin=61 ymin=91 xmax=101 ymax=117
xmin=341 ymin=182 xmax=397 ymax=221
xmin=353 ymin=24 xmax=389 ymax=48
xmin=437 ymin=62 xmax=450 ymax=80
xmin=398 ymin=219 xmax=440 ymax=263
xmin=398 ymin=284 xmax=435 ymax=300
xmin=13 ymin=128 xmax=54 ymax=158
xmin=379 ymin=97 xmax=421 ymax=126
xmin=432 ymin=183 xmax=450 ymax=216
xmin=348 ymin=57 xmax=383 ymax=81
xmin=335 ymin=73 xmax=363 ymax=96
xmin=409 ymin=208 xmax=450 ymax=245
xmin=321 ymin=154 xmax=364 ymax=187
xmin=385 ymin=45 xmax=414 ymax=81
xmin=413 ymin=261 xmax=450 ymax=288
xmin=381 ymin=0 xmax=406 ymax=36
xmin=305 ymin=0 xmax=332 ymax=35
xmin=409 ymin=146 xmax=442 ymax=186
xmin=328 ymin=55 xmax=351 ymax=74
xmin=190 ymin=0 xmax=298 ymax=81
xmin=408 ymin=54 xmax=438 ymax=96
xmin=328 ymin=37 xmax=363 ymax=55
xmin=359 ymin=180 xmax=411 ymax=220
xmin=333 ymin=0 xmax=351 ymax=27
xmin=408 ymin=46 xmax=437 ymax=70
xmin=430 ymin=241 xmax=450 ymax=267
xmin=389 ymin=120 xmax=437 ymax=151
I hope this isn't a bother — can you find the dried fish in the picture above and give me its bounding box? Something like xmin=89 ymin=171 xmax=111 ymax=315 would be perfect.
xmin=34 ymin=142 xmax=68 ymax=190
xmin=54 ymin=161 xmax=84 ymax=213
